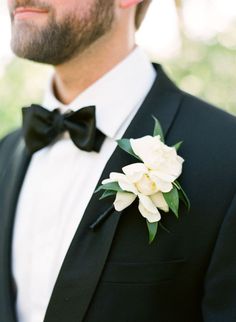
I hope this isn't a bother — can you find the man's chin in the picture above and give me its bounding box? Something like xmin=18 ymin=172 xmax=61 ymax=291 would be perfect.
xmin=11 ymin=41 xmax=69 ymax=66
xmin=11 ymin=42 xmax=43 ymax=63
xmin=10 ymin=26 xmax=47 ymax=62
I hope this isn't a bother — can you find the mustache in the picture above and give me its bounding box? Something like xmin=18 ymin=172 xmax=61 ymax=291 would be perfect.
xmin=10 ymin=0 xmax=50 ymax=12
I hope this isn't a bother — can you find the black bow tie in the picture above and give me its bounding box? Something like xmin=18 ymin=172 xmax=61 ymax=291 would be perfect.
xmin=22 ymin=104 xmax=105 ymax=154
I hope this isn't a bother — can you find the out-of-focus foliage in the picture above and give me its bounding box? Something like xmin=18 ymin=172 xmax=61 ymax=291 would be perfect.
xmin=0 ymin=32 xmax=236 ymax=138
xmin=165 ymin=34 xmax=236 ymax=116
xmin=0 ymin=59 xmax=51 ymax=138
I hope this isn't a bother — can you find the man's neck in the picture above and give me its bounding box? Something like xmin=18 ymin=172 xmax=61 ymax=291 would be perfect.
xmin=53 ymin=27 xmax=136 ymax=105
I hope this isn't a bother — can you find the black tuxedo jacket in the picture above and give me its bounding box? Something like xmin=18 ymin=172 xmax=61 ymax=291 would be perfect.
xmin=1 ymin=65 xmax=236 ymax=322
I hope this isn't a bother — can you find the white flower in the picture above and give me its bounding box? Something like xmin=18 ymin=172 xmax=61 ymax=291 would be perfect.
xmin=102 ymin=163 xmax=170 ymax=223
xmin=98 ymin=119 xmax=190 ymax=244
xmin=131 ymin=135 xmax=184 ymax=182
xmin=150 ymin=191 xmax=169 ymax=212
xmin=114 ymin=192 xmax=136 ymax=212
xmin=138 ymin=193 xmax=162 ymax=223
xmin=123 ymin=163 xmax=159 ymax=195
xmin=101 ymin=135 xmax=184 ymax=224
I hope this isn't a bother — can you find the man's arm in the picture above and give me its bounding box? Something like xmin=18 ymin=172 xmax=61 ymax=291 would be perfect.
xmin=202 ymin=191 xmax=236 ymax=322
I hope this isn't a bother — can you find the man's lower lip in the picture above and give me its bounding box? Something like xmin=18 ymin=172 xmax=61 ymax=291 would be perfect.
xmin=14 ymin=11 xmax=48 ymax=20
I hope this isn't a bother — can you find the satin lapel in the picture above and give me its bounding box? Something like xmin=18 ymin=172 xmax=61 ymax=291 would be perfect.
xmin=44 ymin=65 xmax=184 ymax=322
xmin=0 ymin=133 xmax=31 ymax=322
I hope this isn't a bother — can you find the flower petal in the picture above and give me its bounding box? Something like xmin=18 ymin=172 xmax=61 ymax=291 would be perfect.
xmin=137 ymin=194 xmax=161 ymax=222
xmin=135 ymin=174 xmax=159 ymax=195
xmin=150 ymin=170 xmax=176 ymax=183
xmin=155 ymin=149 xmax=184 ymax=179
xmin=117 ymin=176 xmax=138 ymax=194
xmin=138 ymin=201 xmax=161 ymax=223
xmin=122 ymin=163 xmax=148 ymax=182
xmin=110 ymin=172 xmax=127 ymax=181
xmin=150 ymin=192 xmax=169 ymax=212
xmin=102 ymin=172 xmax=125 ymax=185
xmin=114 ymin=192 xmax=137 ymax=211
xmin=102 ymin=172 xmax=138 ymax=194
xmin=138 ymin=194 xmax=158 ymax=214
xmin=102 ymin=178 xmax=114 ymax=185
xmin=130 ymin=136 xmax=162 ymax=164
xmin=149 ymin=175 xmax=173 ymax=193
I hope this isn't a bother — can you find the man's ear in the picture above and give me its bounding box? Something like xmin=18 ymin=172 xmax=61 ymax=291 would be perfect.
xmin=119 ymin=0 xmax=144 ymax=9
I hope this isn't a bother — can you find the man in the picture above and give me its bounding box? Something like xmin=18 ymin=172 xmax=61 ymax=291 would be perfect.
xmin=0 ymin=0 xmax=236 ymax=321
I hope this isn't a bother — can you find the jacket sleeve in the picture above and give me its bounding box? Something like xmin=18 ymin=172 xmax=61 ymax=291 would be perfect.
xmin=202 ymin=191 xmax=236 ymax=322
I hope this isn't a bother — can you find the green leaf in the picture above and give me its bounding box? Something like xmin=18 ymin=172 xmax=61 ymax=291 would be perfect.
xmin=117 ymin=139 xmax=141 ymax=160
xmin=173 ymin=181 xmax=181 ymax=190
xmin=95 ymin=182 xmax=122 ymax=193
xmin=173 ymin=141 xmax=183 ymax=151
xmin=99 ymin=190 xmax=117 ymax=200
xmin=146 ymin=221 xmax=158 ymax=244
xmin=163 ymin=187 xmax=179 ymax=218
xmin=175 ymin=180 xmax=191 ymax=211
xmin=179 ymin=188 xmax=191 ymax=212
xmin=152 ymin=116 xmax=165 ymax=143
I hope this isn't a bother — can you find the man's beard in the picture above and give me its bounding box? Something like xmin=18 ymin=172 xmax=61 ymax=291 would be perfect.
xmin=10 ymin=0 xmax=114 ymax=65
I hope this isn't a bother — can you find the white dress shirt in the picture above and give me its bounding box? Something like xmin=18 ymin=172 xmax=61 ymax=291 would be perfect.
xmin=12 ymin=47 xmax=156 ymax=322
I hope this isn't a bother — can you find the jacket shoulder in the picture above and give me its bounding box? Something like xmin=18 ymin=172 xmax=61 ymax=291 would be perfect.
xmin=173 ymin=90 xmax=236 ymax=154
xmin=171 ymin=90 xmax=236 ymax=197
xmin=0 ymin=128 xmax=22 ymax=146
xmin=0 ymin=129 xmax=23 ymax=164
xmin=180 ymin=91 xmax=236 ymax=133
xmin=157 ymin=65 xmax=236 ymax=136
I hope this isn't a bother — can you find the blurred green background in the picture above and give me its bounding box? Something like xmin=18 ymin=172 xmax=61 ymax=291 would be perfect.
xmin=0 ymin=0 xmax=236 ymax=138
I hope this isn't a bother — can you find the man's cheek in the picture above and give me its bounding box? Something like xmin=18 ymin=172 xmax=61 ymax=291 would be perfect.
xmin=54 ymin=0 xmax=95 ymax=17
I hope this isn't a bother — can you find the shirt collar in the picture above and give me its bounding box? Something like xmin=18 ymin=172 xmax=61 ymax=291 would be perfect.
xmin=42 ymin=47 xmax=157 ymax=139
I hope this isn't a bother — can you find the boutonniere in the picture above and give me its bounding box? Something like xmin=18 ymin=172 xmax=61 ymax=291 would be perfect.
xmin=96 ymin=118 xmax=190 ymax=244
